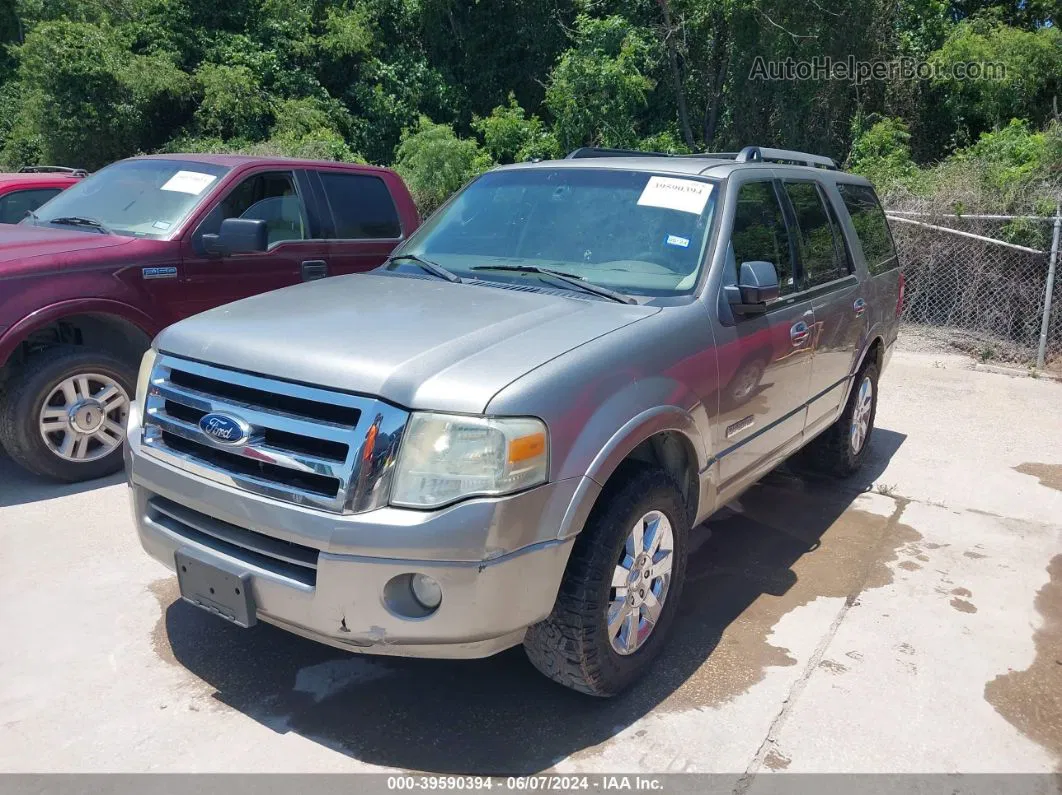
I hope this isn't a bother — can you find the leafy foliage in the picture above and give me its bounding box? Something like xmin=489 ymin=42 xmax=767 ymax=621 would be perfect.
xmin=0 ymin=0 xmax=1056 ymax=217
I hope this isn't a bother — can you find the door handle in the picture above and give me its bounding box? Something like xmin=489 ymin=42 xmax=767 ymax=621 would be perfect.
xmin=853 ymin=297 xmax=867 ymax=317
xmin=790 ymin=321 xmax=810 ymax=346
xmin=301 ymin=260 xmax=329 ymax=282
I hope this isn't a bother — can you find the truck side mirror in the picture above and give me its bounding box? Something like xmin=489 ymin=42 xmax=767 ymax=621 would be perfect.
xmin=202 ymin=218 xmax=269 ymax=256
xmin=725 ymin=260 xmax=780 ymax=315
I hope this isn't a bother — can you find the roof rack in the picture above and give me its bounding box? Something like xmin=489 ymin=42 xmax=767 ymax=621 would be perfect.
xmin=19 ymin=165 xmax=89 ymax=177
xmin=565 ymin=145 xmax=838 ymax=170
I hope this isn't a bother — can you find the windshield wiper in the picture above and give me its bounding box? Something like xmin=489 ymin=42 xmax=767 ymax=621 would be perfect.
xmin=48 ymin=216 xmax=112 ymax=235
xmin=388 ymin=253 xmax=463 ymax=283
xmin=470 ymin=265 xmax=635 ymax=305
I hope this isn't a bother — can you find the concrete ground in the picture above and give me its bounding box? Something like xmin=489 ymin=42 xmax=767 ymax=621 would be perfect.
xmin=1 ymin=349 xmax=1060 ymax=775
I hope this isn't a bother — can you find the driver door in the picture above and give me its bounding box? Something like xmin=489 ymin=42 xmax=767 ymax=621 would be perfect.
xmin=177 ymin=169 xmax=329 ymax=319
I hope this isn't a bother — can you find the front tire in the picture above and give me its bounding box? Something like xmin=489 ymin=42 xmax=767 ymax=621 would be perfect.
xmin=0 ymin=346 xmax=135 ymax=482
xmin=523 ymin=464 xmax=689 ymax=696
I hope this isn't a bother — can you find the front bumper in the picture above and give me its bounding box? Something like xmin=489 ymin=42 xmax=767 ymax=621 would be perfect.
xmin=126 ymin=404 xmax=587 ymax=659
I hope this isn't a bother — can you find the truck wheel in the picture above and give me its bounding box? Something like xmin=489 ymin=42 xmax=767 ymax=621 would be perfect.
xmin=523 ymin=464 xmax=689 ymax=697
xmin=800 ymin=360 xmax=879 ymax=478
xmin=0 ymin=346 xmax=135 ymax=482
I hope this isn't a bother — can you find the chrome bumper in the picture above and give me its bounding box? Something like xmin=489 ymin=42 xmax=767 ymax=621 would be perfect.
xmin=127 ymin=403 xmax=587 ymax=658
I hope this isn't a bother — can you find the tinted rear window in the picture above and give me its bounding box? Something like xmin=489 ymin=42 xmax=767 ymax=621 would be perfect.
xmin=318 ymin=172 xmax=402 ymax=239
xmin=838 ymin=184 xmax=898 ymax=275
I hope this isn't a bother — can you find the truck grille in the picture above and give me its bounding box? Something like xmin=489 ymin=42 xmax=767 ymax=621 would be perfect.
xmin=140 ymin=354 xmax=408 ymax=513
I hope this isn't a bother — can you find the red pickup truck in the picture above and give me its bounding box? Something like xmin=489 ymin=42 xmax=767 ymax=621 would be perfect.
xmin=0 ymin=154 xmax=419 ymax=482
xmin=0 ymin=167 xmax=86 ymax=224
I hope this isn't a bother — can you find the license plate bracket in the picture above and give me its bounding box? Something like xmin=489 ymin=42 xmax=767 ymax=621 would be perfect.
xmin=175 ymin=547 xmax=256 ymax=628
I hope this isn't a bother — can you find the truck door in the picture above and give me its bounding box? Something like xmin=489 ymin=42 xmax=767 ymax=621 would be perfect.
xmin=310 ymin=169 xmax=405 ymax=277
xmin=178 ymin=169 xmax=330 ymax=318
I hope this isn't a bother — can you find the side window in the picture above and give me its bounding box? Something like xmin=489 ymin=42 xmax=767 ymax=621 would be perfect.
xmin=838 ymin=184 xmax=898 ymax=275
xmin=0 ymin=188 xmax=62 ymax=224
xmin=318 ymin=172 xmax=402 ymax=239
xmin=729 ymin=180 xmax=795 ymax=295
xmin=783 ymin=181 xmax=847 ymax=287
xmin=197 ymin=171 xmax=308 ymax=248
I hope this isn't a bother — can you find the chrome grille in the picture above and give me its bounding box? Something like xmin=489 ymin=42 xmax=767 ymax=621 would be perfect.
xmin=141 ymin=354 xmax=408 ymax=513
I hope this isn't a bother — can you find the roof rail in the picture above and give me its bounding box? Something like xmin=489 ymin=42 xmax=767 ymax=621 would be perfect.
xmin=19 ymin=165 xmax=89 ymax=177
xmin=566 ymin=147 xmax=674 ymax=159
xmin=565 ymin=146 xmax=838 ymax=169
xmin=734 ymin=146 xmax=837 ymax=170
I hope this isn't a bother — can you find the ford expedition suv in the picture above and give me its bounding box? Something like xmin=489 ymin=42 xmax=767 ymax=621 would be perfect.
xmin=126 ymin=146 xmax=902 ymax=696
xmin=0 ymin=154 xmax=418 ymax=482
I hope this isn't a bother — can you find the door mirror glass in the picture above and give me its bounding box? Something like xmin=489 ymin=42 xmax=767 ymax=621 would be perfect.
xmin=726 ymin=260 xmax=779 ymax=314
xmin=203 ymin=217 xmax=268 ymax=255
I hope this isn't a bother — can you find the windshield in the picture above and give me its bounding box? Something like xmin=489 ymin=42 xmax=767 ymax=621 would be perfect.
xmin=394 ymin=168 xmax=718 ymax=297
xmin=23 ymin=159 xmax=230 ymax=239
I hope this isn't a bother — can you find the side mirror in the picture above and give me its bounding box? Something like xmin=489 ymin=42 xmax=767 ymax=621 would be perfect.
xmin=725 ymin=260 xmax=780 ymax=315
xmin=202 ymin=218 xmax=268 ymax=256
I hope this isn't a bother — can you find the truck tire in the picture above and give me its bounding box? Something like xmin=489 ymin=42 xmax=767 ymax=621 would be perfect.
xmin=0 ymin=345 xmax=135 ymax=482
xmin=523 ymin=464 xmax=689 ymax=696
xmin=799 ymin=360 xmax=879 ymax=478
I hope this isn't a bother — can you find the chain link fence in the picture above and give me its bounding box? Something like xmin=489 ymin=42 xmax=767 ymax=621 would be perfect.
xmin=886 ymin=207 xmax=1062 ymax=374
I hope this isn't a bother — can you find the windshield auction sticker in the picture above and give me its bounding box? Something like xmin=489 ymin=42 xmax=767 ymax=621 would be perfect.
xmin=161 ymin=171 xmax=218 ymax=195
xmin=637 ymin=176 xmax=712 ymax=215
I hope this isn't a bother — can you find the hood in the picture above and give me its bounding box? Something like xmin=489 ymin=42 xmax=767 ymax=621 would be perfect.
xmin=0 ymin=224 xmax=132 ymax=270
xmin=157 ymin=273 xmax=659 ymax=413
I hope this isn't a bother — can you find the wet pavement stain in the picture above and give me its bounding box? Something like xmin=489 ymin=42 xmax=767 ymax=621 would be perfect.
xmin=1015 ymin=463 xmax=1062 ymax=493
xmin=819 ymin=659 xmax=848 ymax=674
xmin=965 ymin=551 xmax=988 ymax=560
xmin=952 ymin=587 xmax=972 ymax=598
xmin=950 ymin=598 xmax=978 ymax=614
xmin=984 ymin=555 xmax=1062 ymax=769
xmin=763 ymin=748 xmax=792 ymax=770
xmin=899 ymin=560 xmax=922 ymax=571
xmin=656 ymin=471 xmax=917 ymax=713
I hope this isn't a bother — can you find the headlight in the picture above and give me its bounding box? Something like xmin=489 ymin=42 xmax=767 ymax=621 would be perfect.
xmin=135 ymin=347 xmax=158 ymax=407
xmin=390 ymin=413 xmax=548 ymax=509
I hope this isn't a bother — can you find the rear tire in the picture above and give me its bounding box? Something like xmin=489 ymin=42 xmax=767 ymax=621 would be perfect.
xmin=523 ymin=464 xmax=689 ymax=697
xmin=0 ymin=346 xmax=135 ymax=482
xmin=799 ymin=361 xmax=879 ymax=478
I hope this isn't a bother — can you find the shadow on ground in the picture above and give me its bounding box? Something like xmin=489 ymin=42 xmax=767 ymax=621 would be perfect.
xmin=0 ymin=452 xmax=123 ymax=508
xmin=158 ymin=429 xmax=906 ymax=775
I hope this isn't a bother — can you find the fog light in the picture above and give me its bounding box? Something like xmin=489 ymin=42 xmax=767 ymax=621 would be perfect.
xmin=410 ymin=574 xmax=442 ymax=610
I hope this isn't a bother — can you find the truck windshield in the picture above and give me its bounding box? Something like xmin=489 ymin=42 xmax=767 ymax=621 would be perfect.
xmin=394 ymin=168 xmax=718 ymax=297
xmin=23 ymin=159 xmax=230 ymax=239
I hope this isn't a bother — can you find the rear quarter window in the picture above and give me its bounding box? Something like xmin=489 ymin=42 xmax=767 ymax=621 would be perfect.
xmin=837 ymin=184 xmax=898 ymax=276
xmin=318 ymin=172 xmax=402 ymax=240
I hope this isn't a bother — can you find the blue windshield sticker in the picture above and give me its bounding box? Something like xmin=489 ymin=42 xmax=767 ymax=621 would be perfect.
xmin=665 ymin=234 xmax=690 ymax=248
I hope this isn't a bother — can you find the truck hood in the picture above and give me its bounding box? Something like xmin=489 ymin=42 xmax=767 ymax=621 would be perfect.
xmin=157 ymin=273 xmax=659 ymax=413
xmin=0 ymin=224 xmax=132 ymax=270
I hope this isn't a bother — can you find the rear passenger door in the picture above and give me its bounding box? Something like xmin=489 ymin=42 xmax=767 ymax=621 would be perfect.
xmin=311 ymin=169 xmax=405 ymax=276
xmin=780 ymin=180 xmax=863 ymax=430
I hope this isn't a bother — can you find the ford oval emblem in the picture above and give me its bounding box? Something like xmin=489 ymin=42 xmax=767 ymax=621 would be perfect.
xmin=198 ymin=413 xmax=249 ymax=445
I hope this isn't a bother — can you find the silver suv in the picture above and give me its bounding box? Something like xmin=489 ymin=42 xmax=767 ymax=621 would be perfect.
xmin=126 ymin=146 xmax=902 ymax=696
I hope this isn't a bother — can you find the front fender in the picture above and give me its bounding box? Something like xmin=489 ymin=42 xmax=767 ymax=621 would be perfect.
xmin=551 ymin=376 xmax=709 ymax=540
xmin=0 ymin=298 xmax=159 ymax=367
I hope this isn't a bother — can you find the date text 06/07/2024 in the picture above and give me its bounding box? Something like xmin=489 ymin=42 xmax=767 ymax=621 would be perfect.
xmin=385 ymin=776 xmax=666 ymax=791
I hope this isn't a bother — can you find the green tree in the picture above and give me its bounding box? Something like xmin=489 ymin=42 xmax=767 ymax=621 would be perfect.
xmin=394 ymin=116 xmax=492 ymax=214
xmin=545 ymin=14 xmax=657 ymax=152
xmin=473 ymin=94 xmax=559 ymax=163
